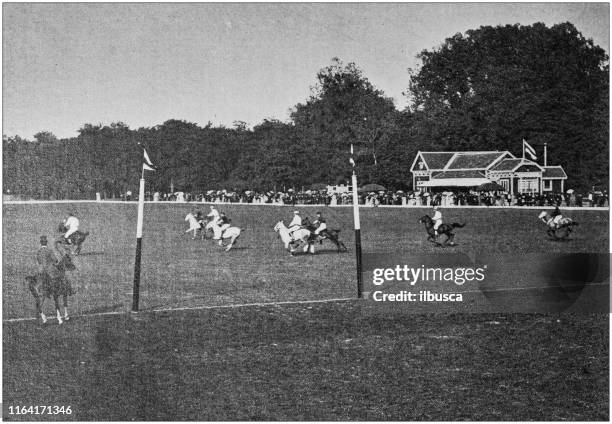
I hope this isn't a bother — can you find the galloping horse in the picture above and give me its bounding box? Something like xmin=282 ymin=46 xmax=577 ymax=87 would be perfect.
xmin=419 ymin=215 xmax=465 ymax=246
xmin=206 ymin=220 xmax=241 ymax=251
xmin=538 ymin=211 xmax=579 ymax=240
xmin=56 ymin=223 xmax=89 ymax=255
xmin=274 ymin=221 xmax=315 ymax=255
xmin=302 ymin=217 xmax=347 ymax=253
xmin=26 ymin=252 xmax=76 ymax=324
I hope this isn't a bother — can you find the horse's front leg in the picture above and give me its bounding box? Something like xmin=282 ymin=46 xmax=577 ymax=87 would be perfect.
xmin=35 ymin=294 xmax=46 ymax=323
xmin=63 ymin=295 xmax=70 ymax=321
xmin=53 ymin=295 xmax=63 ymax=324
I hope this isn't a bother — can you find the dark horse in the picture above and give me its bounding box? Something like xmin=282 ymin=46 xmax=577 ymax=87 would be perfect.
xmin=56 ymin=223 xmax=89 ymax=255
xmin=419 ymin=215 xmax=465 ymax=246
xmin=302 ymin=217 xmax=348 ymax=253
xmin=26 ymin=253 xmax=76 ymax=324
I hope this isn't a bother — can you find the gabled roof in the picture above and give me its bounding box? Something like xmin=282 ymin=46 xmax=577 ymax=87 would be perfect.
xmin=489 ymin=158 xmax=543 ymax=172
xmin=446 ymin=152 xmax=509 ymax=170
xmin=432 ymin=170 xmax=486 ymax=179
xmin=419 ymin=152 xmax=455 ymax=170
xmin=490 ymin=158 xmax=524 ymax=171
xmin=542 ymin=166 xmax=567 ymax=179
xmin=411 ymin=150 xmax=515 ymax=172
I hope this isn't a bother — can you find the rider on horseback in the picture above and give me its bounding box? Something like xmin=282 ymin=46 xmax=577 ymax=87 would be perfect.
xmin=549 ymin=205 xmax=563 ymax=229
xmin=219 ymin=212 xmax=231 ymax=237
xmin=36 ymin=235 xmax=58 ymax=286
xmin=207 ymin=205 xmax=221 ymax=225
xmin=313 ymin=211 xmax=327 ymax=242
xmin=432 ymin=206 xmax=443 ymax=237
xmin=288 ymin=211 xmax=302 ymax=238
xmin=63 ymin=211 xmax=79 ymax=244
xmin=195 ymin=210 xmax=204 ymax=227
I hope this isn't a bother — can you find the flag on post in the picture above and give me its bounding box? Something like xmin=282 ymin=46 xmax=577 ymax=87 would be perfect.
xmin=143 ymin=148 xmax=155 ymax=171
xmin=523 ymin=139 xmax=537 ymax=161
xmin=349 ymin=144 xmax=355 ymax=167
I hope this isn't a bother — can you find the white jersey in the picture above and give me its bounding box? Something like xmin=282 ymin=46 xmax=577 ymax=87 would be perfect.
xmin=65 ymin=216 xmax=79 ymax=230
xmin=288 ymin=215 xmax=302 ymax=228
xmin=432 ymin=211 xmax=442 ymax=222
xmin=207 ymin=209 xmax=220 ymax=224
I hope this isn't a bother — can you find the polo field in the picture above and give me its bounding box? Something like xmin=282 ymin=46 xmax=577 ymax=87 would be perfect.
xmin=2 ymin=202 xmax=609 ymax=420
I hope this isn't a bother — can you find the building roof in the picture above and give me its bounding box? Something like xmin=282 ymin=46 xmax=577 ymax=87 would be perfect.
xmin=446 ymin=152 xmax=508 ymax=170
xmin=542 ymin=166 xmax=567 ymax=179
xmin=490 ymin=158 xmax=524 ymax=171
xmin=432 ymin=170 xmax=486 ymax=179
xmin=419 ymin=152 xmax=455 ymax=170
xmin=412 ymin=150 xmax=513 ymax=171
xmin=489 ymin=158 xmax=543 ymax=172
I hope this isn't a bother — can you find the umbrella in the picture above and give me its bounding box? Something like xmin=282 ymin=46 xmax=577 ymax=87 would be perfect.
xmin=311 ymin=183 xmax=327 ymax=191
xmin=566 ymin=189 xmax=574 ymax=194
xmin=359 ymin=183 xmax=387 ymax=192
xmin=396 ymin=190 xmax=405 ymax=194
xmin=476 ymin=182 xmax=506 ymax=191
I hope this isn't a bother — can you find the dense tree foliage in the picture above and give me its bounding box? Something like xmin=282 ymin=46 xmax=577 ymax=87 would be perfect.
xmin=3 ymin=23 xmax=608 ymax=199
xmin=408 ymin=22 xmax=609 ymax=189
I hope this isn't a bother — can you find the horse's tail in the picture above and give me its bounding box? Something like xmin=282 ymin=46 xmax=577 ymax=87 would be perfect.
xmin=452 ymin=222 xmax=466 ymax=228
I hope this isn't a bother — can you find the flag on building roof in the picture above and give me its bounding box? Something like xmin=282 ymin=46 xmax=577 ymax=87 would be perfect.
xmin=523 ymin=139 xmax=537 ymax=161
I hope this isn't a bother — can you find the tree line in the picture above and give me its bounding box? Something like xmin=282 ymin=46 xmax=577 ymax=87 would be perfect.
xmin=3 ymin=22 xmax=608 ymax=199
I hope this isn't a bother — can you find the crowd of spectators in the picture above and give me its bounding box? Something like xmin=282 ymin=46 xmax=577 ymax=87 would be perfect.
xmin=127 ymin=188 xmax=608 ymax=208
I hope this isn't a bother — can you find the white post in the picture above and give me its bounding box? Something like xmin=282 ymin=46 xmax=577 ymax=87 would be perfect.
xmin=351 ymin=173 xmax=360 ymax=231
xmin=544 ymin=143 xmax=548 ymax=167
xmin=351 ymin=172 xmax=363 ymax=297
xmin=136 ymin=178 xmax=145 ymax=238
xmin=132 ymin=177 xmax=145 ymax=311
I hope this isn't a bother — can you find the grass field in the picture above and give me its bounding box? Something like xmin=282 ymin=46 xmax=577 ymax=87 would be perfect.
xmin=2 ymin=203 xmax=609 ymax=420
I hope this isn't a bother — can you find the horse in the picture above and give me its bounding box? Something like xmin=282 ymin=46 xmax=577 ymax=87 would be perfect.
xmin=274 ymin=221 xmax=315 ymax=255
xmin=302 ymin=217 xmax=347 ymax=253
xmin=26 ymin=252 xmax=76 ymax=324
xmin=206 ymin=220 xmax=241 ymax=251
xmin=538 ymin=211 xmax=579 ymax=240
xmin=56 ymin=223 xmax=89 ymax=255
xmin=418 ymin=215 xmax=465 ymax=246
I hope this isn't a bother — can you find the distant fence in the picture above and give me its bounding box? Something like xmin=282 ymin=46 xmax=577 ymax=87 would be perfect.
xmin=2 ymin=199 xmax=608 ymax=211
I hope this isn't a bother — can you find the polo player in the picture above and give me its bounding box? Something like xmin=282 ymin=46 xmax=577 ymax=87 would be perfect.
xmin=35 ymin=235 xmax=58 ymax=323
xmin=219 ymin=212 xmax=231 ymax=237
xmin=63 ymin=211 xmax=79 ymax=244
xmin=288 ymin=211 xmax=302 ymax=238
xmin=432 ymin=206 xmax=443 ymax=236
xmin=548 ymin=206 xmax=563 ymax=229
xmin=313 ymin=211 xmax=327 ymax=239
xmin=207 ymin=205 xmax=220 ymax=225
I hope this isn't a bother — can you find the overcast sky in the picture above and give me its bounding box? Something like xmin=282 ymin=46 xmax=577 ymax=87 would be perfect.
xmin=3 ymin=2 xmax=609 ymax=139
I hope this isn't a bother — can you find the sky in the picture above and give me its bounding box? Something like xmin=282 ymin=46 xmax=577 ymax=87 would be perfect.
xmin=2 ymin=2 xmax=610 ymax=139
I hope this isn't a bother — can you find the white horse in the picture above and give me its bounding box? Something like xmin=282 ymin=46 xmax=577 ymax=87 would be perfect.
xmin=274 ymin=221 xmax=315 ymax=255
xmin=207 ymin=221 xmax=241 ymax=251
